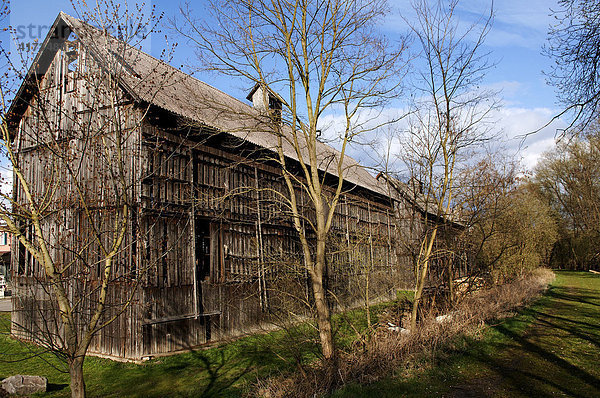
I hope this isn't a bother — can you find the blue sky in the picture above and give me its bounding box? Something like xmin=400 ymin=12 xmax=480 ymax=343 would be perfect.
xmin=2 ymin=0 xmax=566 ymax=170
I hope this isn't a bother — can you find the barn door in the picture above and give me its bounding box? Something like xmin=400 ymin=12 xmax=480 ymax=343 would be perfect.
xmin=194 ymin=218 xmax=223 ymax=282
xmin=195 ymin=218 xmax=211 ymax=282
xmin=194 ymin=218 xmax=222 ymax=315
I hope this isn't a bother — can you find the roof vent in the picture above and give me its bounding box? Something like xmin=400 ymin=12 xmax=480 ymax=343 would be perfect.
xmin=246 ymin=83 xmax=282 ymax=115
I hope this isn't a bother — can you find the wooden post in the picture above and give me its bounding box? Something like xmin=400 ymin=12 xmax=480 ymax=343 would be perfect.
xmin=344 ymin=196 xmax=352 ymax=291
xmin=386 ymin=209 xmax=392 ymax=267
xmin=344 ymin=196 xmax=351 ymax=265
xmin=254 ymin=166 xmax=267 ymax=311
xmin=219 ymin=222 xmax=225 ymax=282
xmin=366 ymin=202 xmax=375 ymax=326
xmin=367 ymin=203 xmax=375 ymax=270
xmin=190 ymin=149 xmax=198 ymax=317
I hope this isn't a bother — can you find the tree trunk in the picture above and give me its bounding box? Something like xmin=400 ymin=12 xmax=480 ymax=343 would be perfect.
xmin=69 ymin=356 xmax=86 ymax=398
xmin=410 ymin=260 xmax=428 ymax=331
xmin=447 ymin=258 xmax=454 ymax=304
xmin=312 ymin=235 xmax=335 ymax=360
xmin=411 ymin=227 xmax=438 ymax=330
xmin=312 ymin=246 xmax=339 ymax=392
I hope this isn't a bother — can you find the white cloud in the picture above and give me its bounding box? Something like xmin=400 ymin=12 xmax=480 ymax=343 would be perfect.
xmin=492 ymin=106 xmax=566 ymax=170
xmin=385 ymin=0 xmax=557 ymax=49
xmin=316 ymin=103 xmax=565 ymax=176
xmin=484 ymin=80 xmax=522 ymax=97
xmin=317 ymin=106 xmax=409 ymax=171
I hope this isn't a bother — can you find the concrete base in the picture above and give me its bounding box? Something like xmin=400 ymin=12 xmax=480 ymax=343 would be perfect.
xmin=0 ymin=298 xmax=11 ymax=312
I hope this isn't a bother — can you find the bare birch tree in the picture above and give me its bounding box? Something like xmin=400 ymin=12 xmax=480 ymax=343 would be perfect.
xmin=0 ymin=2 xmax=168 ymax=396
xmin=175 ymin=0 xmax=406 ymax=363
xmin=402 ymin=0 xmax=496 ymax=329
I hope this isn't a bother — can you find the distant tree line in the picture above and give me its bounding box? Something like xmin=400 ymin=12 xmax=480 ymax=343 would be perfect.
xmin=530 ymin=0 xmax=600 ymax=271
xmin=533 ymin=127 xmax=600 ymax=270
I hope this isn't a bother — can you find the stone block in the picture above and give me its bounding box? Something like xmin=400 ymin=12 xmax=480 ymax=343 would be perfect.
xmin=1 ymin=375 xmax=47 ymax=395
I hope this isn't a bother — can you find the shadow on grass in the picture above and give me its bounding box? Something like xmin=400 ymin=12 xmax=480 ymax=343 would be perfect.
xmin=182 ymin=349 xmax=254 ymax=397
xmin=47 ymin=383 xmax=69 ymax=393
xmin=334 ymin=271 xmax=600 ymax=398
xmin=444 ymin=275 xmax=600 ymax=397
xmin=545 ymin=279 xmax=600 ymax=307
xmin=457 ymin=346 xmax=590 ymax=398
xmin=527 ymin=311 xmax=600 ymax=349
xmin=88 ymin=326 xmax=322 ymax=397
xmin=529 ymin=309 xmax=599 ymax=331
xmin=490 ymin=324 xmax=600 ymax=395
xmin=88 ymin=346 xmax=255 ymax=397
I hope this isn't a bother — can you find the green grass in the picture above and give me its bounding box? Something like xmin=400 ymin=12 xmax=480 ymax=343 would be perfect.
xmin=0 ymin=313 xmax=317 ymax=397
xmin=5 ymin=274 xmax=596 ymax=398
xmin=332 ymin=271 xmax=600 ymax=397
xmin=0 ymin=297 xmax=405 ymax=397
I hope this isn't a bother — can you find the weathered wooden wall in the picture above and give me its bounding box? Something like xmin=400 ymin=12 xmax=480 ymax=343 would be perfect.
xmin=135 ymin=123 xmax=410 ymax=357
xmin=11 ymin=33 xmax=418 ymax=361
xmin=11 ymin=35 xmax=148 ymax=360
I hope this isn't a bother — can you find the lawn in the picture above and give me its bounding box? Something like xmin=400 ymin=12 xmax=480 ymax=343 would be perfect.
xmin=0 ymin=312 xmax=313 ymax=397
xmin=3 ymin=273 xmax=597 ymax=397
xmin=0 ymin=298 xmax=404 ymax=397
xmin=333 ymin=270 xmax=600 ymax=397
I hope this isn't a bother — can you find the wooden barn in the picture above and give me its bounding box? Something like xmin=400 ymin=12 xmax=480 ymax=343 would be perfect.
xmin=6 ymin=13 xmax=457 ymax=361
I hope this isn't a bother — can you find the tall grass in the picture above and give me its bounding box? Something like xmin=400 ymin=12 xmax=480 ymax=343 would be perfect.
xmin=257 ymin=268 xmax=555 ymax=397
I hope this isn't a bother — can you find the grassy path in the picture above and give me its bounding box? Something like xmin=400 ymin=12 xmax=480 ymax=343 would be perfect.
xmin=334 ymin=270 xmax=600 ymax=397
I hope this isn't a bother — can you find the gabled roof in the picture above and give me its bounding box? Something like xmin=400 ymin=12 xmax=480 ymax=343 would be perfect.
xmin=376 ymin=172 xmax=465 ymax=228
xmin=8 ymin=12 xmax=389 ymax=198
xmin=6 ymin=13 xmax=72 ymax=128
xmin=376 ymin=172 xmax=433 ymax=213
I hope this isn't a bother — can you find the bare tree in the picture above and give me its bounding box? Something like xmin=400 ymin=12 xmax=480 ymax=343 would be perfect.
xmin=401 ymin=0 xmax=496 ymax=329
xmin=175 ymin=0 xmax=407 ymax=364
xmin=534 ymin=125 xmax=600 ymax=269
xmin=453 ymin=154 xmax=520 ymax=283
xmin=0 ymin=2 xmax=168 ymax=396
xmin=474 ymin=183 xmax=558 ymax=282
xmin=545 ymin=0 xmax=600 ymax=132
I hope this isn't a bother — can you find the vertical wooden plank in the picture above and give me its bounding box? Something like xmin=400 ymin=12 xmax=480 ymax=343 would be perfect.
xmin=368 ymin=202 xmax=375 ymax=271
xmin=254 ymin=166 xmax=267 ymax=310
xmin=219 ymin=223 xmax=225 ymax=282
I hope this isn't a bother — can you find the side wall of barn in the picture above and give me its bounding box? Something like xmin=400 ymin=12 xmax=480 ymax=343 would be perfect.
xmin=136 ymin=124 xmax=413 ymax=358
xmin=10 ymin=31 xmax=416 ymax=361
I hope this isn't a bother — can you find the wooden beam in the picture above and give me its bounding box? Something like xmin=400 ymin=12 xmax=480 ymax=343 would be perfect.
xmin=142 ymin=312 xmax=220 ymax=326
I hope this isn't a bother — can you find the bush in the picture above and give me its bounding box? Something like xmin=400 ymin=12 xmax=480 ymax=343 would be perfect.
xmin=476 ymin=186 xmax=558 ymax=283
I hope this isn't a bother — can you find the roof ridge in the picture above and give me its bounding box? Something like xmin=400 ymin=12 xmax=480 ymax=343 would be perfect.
xmin=55 ymin=12 xmax=389 ymax=198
